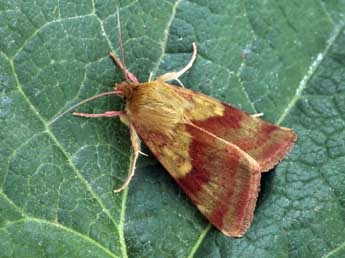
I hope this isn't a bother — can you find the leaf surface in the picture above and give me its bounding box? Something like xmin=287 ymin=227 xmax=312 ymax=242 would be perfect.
xmin=1 ymin=0 xmax=345 ymax=257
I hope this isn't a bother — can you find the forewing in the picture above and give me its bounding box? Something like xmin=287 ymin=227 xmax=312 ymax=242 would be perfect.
xmin=173 ymin=86 xmax=297 ymax=172
xmin=135 ymin=123 xmax=261 ymax=237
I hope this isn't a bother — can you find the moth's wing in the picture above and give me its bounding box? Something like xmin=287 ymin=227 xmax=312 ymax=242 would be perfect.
xmin=173 ymin=86 xmax=297 ymax=172
xmin=135 ymin=123 xmax=261 ymax=237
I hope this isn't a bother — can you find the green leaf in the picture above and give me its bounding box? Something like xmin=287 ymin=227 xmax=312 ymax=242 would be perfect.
xmin=1 ymin=0 xmax=345 ymax=257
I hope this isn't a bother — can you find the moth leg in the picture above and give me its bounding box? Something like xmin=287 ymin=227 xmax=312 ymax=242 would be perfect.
xmin=157 ymin=42 xmax=197 ymax=82
xmin=73 ymin=111 xmax=124 ymax=118
xmin=114 ymin=123 xmax=141 ymax=193
xmin=149 ymin=71 xmax=184 ymax=87
xmin=109 ymin=51 xmax=139 ymax=84
xmin=175 ymin=78 xmax=185 ymax=88
xmin=251 ymin=112 xmax=264 ymax=118
xmin=148 ymin=72 xmax=153 ymax=82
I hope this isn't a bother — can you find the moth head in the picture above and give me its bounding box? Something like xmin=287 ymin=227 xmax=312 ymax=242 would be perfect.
xmin=114 ymin=81 xmax=138 ymax=101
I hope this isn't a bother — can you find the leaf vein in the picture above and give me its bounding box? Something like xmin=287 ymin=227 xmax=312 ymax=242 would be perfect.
xmin=321 ymin=238 xmax=345 ymax=258
xmin=12 ymin=14 xmax=94 ymax=61
xmin=9 ymin=56 xmax=122 ymax=251
xmin=276 ymin=24 xmax=344 ymax=125
xmin=187 ymin=224 xmax=212 ymax=258
xmin=3 ymin=217 xmax=118 ymax=258
xmin=318 ymin=0 xmax=336 ymax=26
xmin=150 ymin=0 xmax=182 ymax=79
xmin=90 ymin=3 xmax=129 ymax=257
xmin=0 ymin=191 xmax=25 ymax=216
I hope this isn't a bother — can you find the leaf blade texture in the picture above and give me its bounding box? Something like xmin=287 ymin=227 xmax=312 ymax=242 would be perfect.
xmin=1 ymin=1 xmax=345 ymax=257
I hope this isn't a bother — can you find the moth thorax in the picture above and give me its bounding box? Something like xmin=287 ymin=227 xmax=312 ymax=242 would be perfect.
xmin=127 ymin=82 xmax=192 ymax=137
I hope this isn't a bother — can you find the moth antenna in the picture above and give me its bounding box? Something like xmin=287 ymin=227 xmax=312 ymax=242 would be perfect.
xmin=116 ymin=7 xmax=130 ymax=83
xmin=48 ymin=90 xmax=122 ymax=125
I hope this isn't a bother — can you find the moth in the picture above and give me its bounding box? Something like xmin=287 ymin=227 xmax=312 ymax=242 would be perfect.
xmin=60 ymin=12 xmax=297 ymax=237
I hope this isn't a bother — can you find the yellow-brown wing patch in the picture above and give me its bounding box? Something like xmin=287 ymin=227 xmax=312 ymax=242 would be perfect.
xmin=172 ymin=85 xmax=297 ymax=172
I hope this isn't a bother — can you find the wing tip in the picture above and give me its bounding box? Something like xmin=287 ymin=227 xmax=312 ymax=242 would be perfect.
xmin=259 ymin=127 xmax=297 ymax=172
